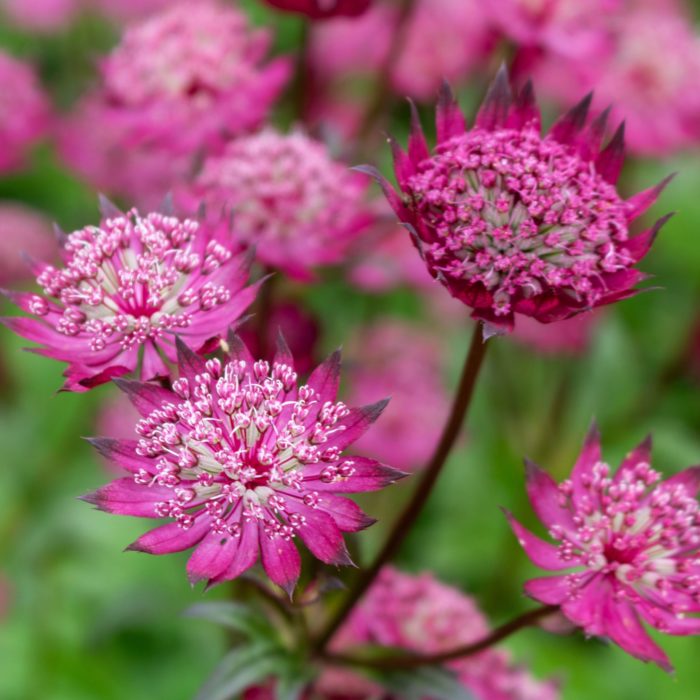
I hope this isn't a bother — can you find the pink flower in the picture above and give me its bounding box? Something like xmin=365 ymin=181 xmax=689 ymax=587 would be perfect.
xmin=511 ymin=312 xmax=599 ymax=355
xmin=238 ymin=302 xmax=320 ymax=376
xmin=307 ymin=0 xmax=494 ymax=128
xmin=376 ymin=67 xmax=671 ymax=333
xmin=320 ymin=567 xmax=559 ymax=700
xmin=91 ymin=0 xmax=174 ymax=23
xmin=1 ymin=204 xmax=259 ymax=391
xmin=184 ymin=129 xmax=375 ymax=280
xmin=345 ymin=321 xmax=449 ymax=472
xmin=0 ymin=204 xmax=58 ymax=286
xmin=98 ymin=1 xmax=290 ymax=157
xmin=1 ymin=0 xmax=80 ymax=31
xmin=532 ymin=9 xmax=700 ymax=156
xmin=507 ymin=425 xmax=700 ymax=671
xmin=264 ymin=0 xmax=371 ymax=20
xmin=57 ymin=97 xmax=192 ymax=210
xmin=0 ymin=52 xmax=50 ymax=172
xmin=82 ymin=338 xmax=404 ymax=593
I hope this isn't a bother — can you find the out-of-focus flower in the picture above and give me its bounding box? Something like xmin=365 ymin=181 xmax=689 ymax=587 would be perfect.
xmin=184 ymin=129 xmax=374 ymax=280
xmin=264 ymin=0 xmax=371 ymax=20
xmin=238 ymin=302 xmax=320 ymax=376
xmin=83 ymin=338 xmax=403 ymax=593
xmin=532 ymin=9 xmax=700 ymax=156
xmin=57 ymin=97 xmax=192 ymax=210
xmin=507 ymin=425 xmax=700 ymax=671
xmin=0 ymin=204 xmax=58 ymax=287
xmin=345 ymin=321 xmax=448 ymax=472
xmin=306 ymin=0 xmax=494 ymax=134
xmin=377 ymin=67 xmax=671 ymax=333
xmin=98 ymin=1 xmax=290 ymax=157
xmin=1 ymin=204 xmax=259 ymax=391
xmin=0 ymin=52 xmax=50 ymax=173
xmin=511 ymin=312 xmax=599 ymax=355
xmin=1 ymin=0 xmax=79 ymax=31
xmin=91 ymin=0 xmax=174 ymax=22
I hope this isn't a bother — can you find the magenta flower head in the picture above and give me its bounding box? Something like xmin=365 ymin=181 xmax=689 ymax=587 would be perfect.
xmin=0 ymin=51 xmax=50 ymax=173
xmin=375 ymin=66 xmax=671 ymax=334
xmin=264 ymin=0 xmax=371 ymax=20
xmin=184 ymin=128 xmax=375 ymax=280
xmin=99 ymin=1 xmax=290 ymax=157
xmin=1 ymin=201 xmax=259 ymax=391
xmin=507 ymin=425 xmax=700 ymax=670
xmin=82 ymin=336 xmax=403 ymax=594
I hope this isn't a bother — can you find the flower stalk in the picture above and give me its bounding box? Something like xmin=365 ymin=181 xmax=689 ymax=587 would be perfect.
xmin=312 ymin=323 xmax=490 ymax=652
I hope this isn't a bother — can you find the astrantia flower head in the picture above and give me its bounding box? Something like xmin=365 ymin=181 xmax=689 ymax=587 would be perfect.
xmin=376 ymin=67 xmax=671 ymax=333
xmin=83 ymin=337 xmax=403 ymax=593
xmin=186 ymin=128 xmax=374 ymax=280
xmin=264 ymin=0 xmax=371 ymax=19
xmin=0 ymin=51 xmax=50 ymax=172
xmin=1 ymin=202 xmax=259 ymax=391
xmin=507 ymin=425 xmax=700 ymax=670
xmin=99 ymin=1 xmax=290 ymax=156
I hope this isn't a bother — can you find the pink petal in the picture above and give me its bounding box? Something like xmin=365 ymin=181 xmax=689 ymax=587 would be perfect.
xmin=305 ymin=349 xmax=341 ymax=408
xmin=259 ymin=529 xmax=301 ymax=598
xmin=561 ymin=575 xmax=607 ymax=636
xmin=614 ymin=434 xmax=652 ymax=483
xmin=595 ymin=122 xmax=626 ymax=184
xmin=625 ymin=174 xmax=675 ymax=222
xmin=141 ymin=341 xmax=170 ymax=382
xmin=315 ymin=494 xmax=376 ymax=532
xmin=623 ymin=214 xmax=673 ymax=264
xmin=549 ymin=93 xmax=592 ymax=148
xmin=603 ymin=597 xmax=672 ymax=672
xmin=128 ymin=515 xmax=211 ymax=554
xmin=638 ymin=601 xmax=700 ymax=636
xmin=320 ymin=400 xmax=390 ymax=452
xmin=507 ymin=79 xmax=540 ymax=132
xmin=435 ymin=81 xmax=467 ymax=144
xmin=570 ymin=422 xmax=602 ymax=509
xmin=475 ymin=64 xmax=512 ymax=132
xmin=175 ymin=336 xmax=207 ymax=382
xmin=407 ymin=100 xmax=430 ymax=165
xmin=525 ymin=459 xmax=575 ymax=531
xmin=505 ymin=511 xmax=573 ymax=570
xmin=86 ymin=438 xmax=151 ymax=473
xmin=187 ymin=518 xmax=250 ymax=585
xmin=302 ymin=457 xmax=406 ymax=493
xmin=524 ymin=575 xmax=571 ymax=605
xmin=80 ymin=478 xmax=171 ymax=517
xmin=208 ymin=519 xmax=260 ymax=586
xmin=389 ymin=135 xmax=414 ymax=190
xmin=114 ymin=379 xmax=176 ymax=417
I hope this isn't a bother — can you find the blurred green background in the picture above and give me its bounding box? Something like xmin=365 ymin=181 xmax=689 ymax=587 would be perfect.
xmin=1 ymin=2 xmax=700 ymax=699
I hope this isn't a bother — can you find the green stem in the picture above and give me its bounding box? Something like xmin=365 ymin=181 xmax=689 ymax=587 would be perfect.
xmin=312 ymin=323 xmax=490 ymax=653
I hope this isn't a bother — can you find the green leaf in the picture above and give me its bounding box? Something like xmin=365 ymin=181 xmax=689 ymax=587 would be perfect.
xmin=184 ymin=601 xmax=278 ymax=643
xmin=195 ymin=642 xmax=283 ymax=700
xmin=370 ymin=665 xmax=476 ymax=700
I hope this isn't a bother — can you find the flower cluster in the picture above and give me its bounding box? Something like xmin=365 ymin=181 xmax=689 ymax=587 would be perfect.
xmin=0 ymin=51 xmax=50 ymax=172
xmin=508 ymin=426 xmax=700 ymax=670
xmin=84 ymin=337 xmax=403 ymax=592
xmin=1 ymin=204 xmax=258 ymax=390
xmin=377 ymin=68 xmax=669 ymax=332
xmin=185 ymin=129 xmax=375 ymax=279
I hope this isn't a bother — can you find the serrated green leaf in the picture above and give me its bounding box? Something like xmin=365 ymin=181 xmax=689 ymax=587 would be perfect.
xmin=184 ymin=601 xmax=279 ymax=643
xmin=195 ymin=642 xmax=283 ymax=700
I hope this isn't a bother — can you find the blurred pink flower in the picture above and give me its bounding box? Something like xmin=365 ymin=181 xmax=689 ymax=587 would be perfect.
xmin=57 ymin=96 xmax=192 ymax=209
xmin=1 ymin=0 xmax=79 ymax=31
xmin=92 ymin=0 xmax=174 ymax=22
xmin=1 ymin=205 xmax=259 ymax=391
xmin=378 ymin=67 xmax=670 ymax=332
xmin=184 ymin=129 xmax=375 ymax=280
xmin=345 ymin=321 xmax=449 ymax=472
xmin=507 ymin=425 xmax=700 ymax=671
xmin=83 ymin=338 xmax=404 ymax=593
xmin=264 ymin=0 xmax=371 ymax=19
xmin=98 ymin=1 xmax=290 ymax=157
xmin=0 ymin=204 xmax=58 ymax=286
xmin=306 ymin=0 xmax=494 ymax=135
xmin=0 ymin=52 xmax=50 ymax=172
xmin=511 ymin=312 xmax=600 ymax=355
xmin=238 ymin=302 xmax=320 ymax=376
xmin=532 ymin=9 xmax=700 ymax=156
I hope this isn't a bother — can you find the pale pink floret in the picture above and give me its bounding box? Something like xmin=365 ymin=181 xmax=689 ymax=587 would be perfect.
xmin=0 ymin=52 xmax=50 ymax=172
xmin=57 ymin=96 xmax=193 ymax=210
xmin=82 ymin=337 xmax=404 ymax=594
xmin=0 ymin=204 xmax=58 ymax=286
xmin=186 ymin=129 xmax=375 ymax=280
xmin=508 ymin=425 xmax=700 ymax=671
xmin=321 ymin=567 xmax=559 ymax=700
xmin=1 ymin=204 xmax=259 ymax=391
xmin=376 ymin=67 xmax=671 ymax=332
xmin=99 ymin=1 xmax=290 ymax=157
xmin=1 ymin=0 xmax=79 ymax=31
xmin=345 ymin=321 xmax=449 ymax=472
